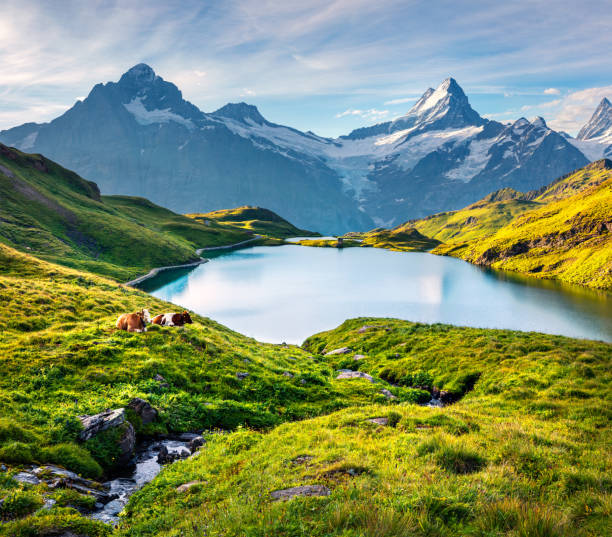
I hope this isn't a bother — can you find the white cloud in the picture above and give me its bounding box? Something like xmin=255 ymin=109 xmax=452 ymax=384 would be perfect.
xmin=336 ymin=108 xmax=389 ymax=120
xmin=543 ymin=87 xmax=560 ymax=95
xmin=548 ymin=85 xmax=612 ymax=133
xmin=520 ymin=99 xmax=561 ymax=112
xmin=240 ymin=88 xmax=256 ymax=97
xmin=384 ymin=96 xmax=418 ymax=105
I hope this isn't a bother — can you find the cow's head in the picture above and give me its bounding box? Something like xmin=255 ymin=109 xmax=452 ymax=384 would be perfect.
xmin=137 ymin=309 xmax=151 ymax=325
xmin=182 ymin=311 xmax=193 ymax=324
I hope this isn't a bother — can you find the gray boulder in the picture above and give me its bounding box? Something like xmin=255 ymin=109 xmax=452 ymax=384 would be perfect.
xmin=78 ymin=408 xmax=135 ymax=467
xmin=336 ymin=370 xmax=375 ymax=383
xmin=325 ymin=347 xmax=352 ymax=355
xmin=127 ymin=398 xmax=158 ymax=424
xmin=12 ymin=472 xmax=40 ymax=485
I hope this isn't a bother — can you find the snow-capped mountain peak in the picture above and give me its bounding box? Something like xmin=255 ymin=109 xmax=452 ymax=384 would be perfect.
xmin=531 ymin=116 xmax=548 ymax=129
xmin=577 ymin=97 xmax=612 ymax=140
xmin=391 ymin=77 xmax=483 ymax=133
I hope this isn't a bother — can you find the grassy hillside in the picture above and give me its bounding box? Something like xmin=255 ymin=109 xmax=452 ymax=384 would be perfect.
xmin=356 ymin=224 xmax=442 ymax=251
xmin=411 ymin=195 xmax=539 ymax=244
xmin=436 ymin=160 xmax=612 ymax=290
xmin=0 ymin=145 xmax=306 ymax=281
xmin=0 ymin=246 xmax=610 ymax=536
xmin=119 ymin=318 xmax=612 ymax=537
xmin=188 ymin=206 xmax=317 ymax=239
xmin=0 ymin=244 xmax=416 ymax=535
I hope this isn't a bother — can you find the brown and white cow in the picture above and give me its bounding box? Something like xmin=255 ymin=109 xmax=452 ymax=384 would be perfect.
xmin=116 ymin=309 xmax=150 ymax=332
xmin=151 ymin=311 xmax=193 ymax=327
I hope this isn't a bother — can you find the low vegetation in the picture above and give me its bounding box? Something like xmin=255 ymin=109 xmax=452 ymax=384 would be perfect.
xmin=120 ymin=318 xmax=611 ymax=537
xmin=440 ymin=160 xmax=612 ymax=290
xmin=1 ymin=243 xmax=609 ymax=535
xmin=188 ymin=206 xmax=317 ymax=239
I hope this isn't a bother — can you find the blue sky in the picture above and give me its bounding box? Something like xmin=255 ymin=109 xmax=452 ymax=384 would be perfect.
xmin=1 ymin=0 xmax=611 ymax=137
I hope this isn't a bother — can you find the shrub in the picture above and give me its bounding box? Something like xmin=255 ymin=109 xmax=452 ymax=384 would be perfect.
xmin=0 ymin=442 xmax=38 ymax=464
xmin=42 ymin=443 xmax=103 ymax=479
xmin=0 ymin=490 xmax=43 ymax=520
xmin=50 ymin=489 xmax=97 ymax=510
xmin=387 ymin=411 xmax=402 ymax=428
xmin=0 ymin=420 xmax=39 ymax=444
xmin=84 ymin=428 xmax=123 ymax=472
xmin=435 ymin=444 xmax=485 ymax=474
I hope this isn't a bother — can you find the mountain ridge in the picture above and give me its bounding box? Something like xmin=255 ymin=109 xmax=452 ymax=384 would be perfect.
xmin=0 ymin=64 xmax=607 ymax=232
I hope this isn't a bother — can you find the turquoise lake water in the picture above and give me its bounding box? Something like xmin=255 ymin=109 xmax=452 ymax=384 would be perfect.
xmin=141 ymin=245 xmax=612 ymax=344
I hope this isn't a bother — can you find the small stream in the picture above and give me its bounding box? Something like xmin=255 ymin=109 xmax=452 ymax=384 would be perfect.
xmin=92 ymin=439 xmax=192 ymax=525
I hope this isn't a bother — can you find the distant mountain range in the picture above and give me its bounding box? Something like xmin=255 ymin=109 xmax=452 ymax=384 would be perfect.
xmin=1 ymin=64 xmax=611 ymax=232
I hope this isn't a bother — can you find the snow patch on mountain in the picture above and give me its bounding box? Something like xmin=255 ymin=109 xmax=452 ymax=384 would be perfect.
xmin=19 ymin=131 xmax=38 ymax=150
xmin=123 ymin=97 xmax=195 ymax=129
xmin=445 ymin=137 xmax=493 ymax=181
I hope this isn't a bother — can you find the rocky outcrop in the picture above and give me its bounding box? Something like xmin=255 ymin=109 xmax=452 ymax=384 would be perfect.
xmin=270 ymin=485 xmax=331 ymax=500
xmin=78 ymin=408 xmax=135 ymax=466
xmin=380 ymin=389 xmax=397 ymax=400
xmin=176 ymin=481 xmax=205 ymax=493
xmin=325 ymin=347 xmax=352 ymax=355
xmin=127 ymin=398 xmax=158 ymax=424
xmin=336 ymin=370 xmax=375 ymax=382
xmin=367 ymin=417 xmax=389 ymax=426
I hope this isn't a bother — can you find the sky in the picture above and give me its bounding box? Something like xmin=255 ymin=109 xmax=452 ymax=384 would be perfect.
xmin=1 ymin=0 xmax=611 ymax=137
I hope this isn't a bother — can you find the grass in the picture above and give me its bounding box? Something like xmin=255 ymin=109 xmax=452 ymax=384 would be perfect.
xmin=0 ymin=149 xmax=610 ymax=535
xmin=188 ymin=206 xmax=317 ymax=239
xmin=115 ymin=318 xmax=610 ymax=537
xmin=357 ymin=160 xmax=612 ymax=290
xmin=0 ymin=246 xmax=610 ymax=535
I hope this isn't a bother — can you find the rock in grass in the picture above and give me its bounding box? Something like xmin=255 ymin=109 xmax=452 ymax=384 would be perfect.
xmin=336 ymin=370 xmax=374 ymax=382
xmin=325 ymin=347 xmax=352 ymax=355
xmin=270 ymin=485 xmax=330 ymax=500
xmin=78 ymin=408 xmax=135 ymax=466
xmin=128 ymin=398 xmax=158 ymax=424
xmin=12 ymin=472 xmax=40 ymax=485
xmin=236 ymin=372 xmax=249 ymax=380
xmin=380 ymin=389 xmax=397 ymax=400
xmin=188 ymin=436 xmax=205 ymax=452
xmin=78 ymin=408 xmax=126 ymax=441
xmin=282 ymin=371 xmax=294 ymax=378
xmin=353 ymin=354 xmax=366 ymax=361
xmin=367 ymin=417 xmax=389 ymax=426
xmin=358 ymin=325 xmax=374 ymax=333
xmin=176 ymin=481 xmax=205 ymax=493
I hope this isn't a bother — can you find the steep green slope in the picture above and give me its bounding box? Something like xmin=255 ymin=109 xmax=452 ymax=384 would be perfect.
xmin=188 ymin=206 xmax=318 ymax=239
xmin=119 ymin=318 xmax=612 ymax=537
xmin=436 ymin=161 xmax=612 ymax=290
xmin=411 ymin=195 xmax=539 ymax=244
xmin=0 ymin=245 xmax=414 ymax=535
xmin=0 ymin=144 xmax=255 ymax=280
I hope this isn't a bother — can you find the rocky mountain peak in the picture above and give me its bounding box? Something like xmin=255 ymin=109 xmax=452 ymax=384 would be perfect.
xmin=119 ymin=63 xmax=157 ymax=86
xmin=577 ymin=97 xmax=612 ymax=140
xmin=213 ymin=102 xmax=267 ymax=125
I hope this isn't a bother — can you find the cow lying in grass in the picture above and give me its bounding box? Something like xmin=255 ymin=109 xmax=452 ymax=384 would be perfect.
xmin=151 ymin=311 xmax=193 ymax=327
xmin=116 ymin=309 xmax=151 ymax=332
